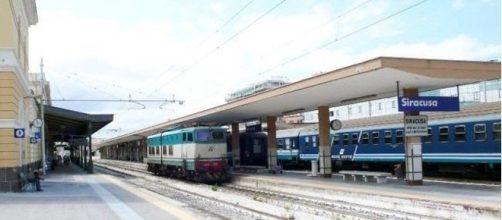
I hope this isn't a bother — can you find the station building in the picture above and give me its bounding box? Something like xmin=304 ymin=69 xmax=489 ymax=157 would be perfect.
xmin=0 ymin=0 xmax=40 ymax=192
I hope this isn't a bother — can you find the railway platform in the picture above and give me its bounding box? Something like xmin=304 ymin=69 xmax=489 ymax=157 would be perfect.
xmin=234 ymin=170 xmax=501 ymax=211
xmin=0 ymin=164 xmax=195 ymax=220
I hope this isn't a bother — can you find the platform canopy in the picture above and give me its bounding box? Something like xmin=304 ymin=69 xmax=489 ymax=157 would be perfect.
xmin=98 ymin=57 xmax=500 ymax=147
xmin=44 ymin=105 xmax=113 ymax=143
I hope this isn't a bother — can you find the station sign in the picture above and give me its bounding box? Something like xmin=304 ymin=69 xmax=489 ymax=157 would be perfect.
xmin=14 ymin=128 xmax=25 ymax=138
xmin=404 ymin=115 xmax=428 ymax=136
xmin=398 ymin=96 xmax=459 ymax=112
xmin=34 ymin=132 xmax=41 ymax=140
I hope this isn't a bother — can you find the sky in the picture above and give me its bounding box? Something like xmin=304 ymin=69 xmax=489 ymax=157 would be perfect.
xmin=28 ymin=0 xmax=501 ymax=139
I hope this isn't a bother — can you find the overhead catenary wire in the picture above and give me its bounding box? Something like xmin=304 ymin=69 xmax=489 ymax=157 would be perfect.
xmin=191 ymin=0 xmax=429 ymax=103
xmin=146 ymin=0 xmax=288 ymax=97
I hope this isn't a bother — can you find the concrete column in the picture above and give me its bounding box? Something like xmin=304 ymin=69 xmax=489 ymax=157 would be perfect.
xmin=403 ymin=88 xmax=423 ymax=185
xmin=267 ymin=116 xmax=278 ymax=170
xmin=231 ymin=123 xmax=240 ymax=166
xmin=88 ymin=133 xmax=93 ymax=173
xmin=318 ymin=106 xmax=332 ymax=177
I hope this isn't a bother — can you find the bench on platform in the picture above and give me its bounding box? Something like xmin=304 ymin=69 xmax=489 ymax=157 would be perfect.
xmin=339 ymin=170 xmax=392 ymax=183
xmin=19 ymin=172 xmax=36 ymax=191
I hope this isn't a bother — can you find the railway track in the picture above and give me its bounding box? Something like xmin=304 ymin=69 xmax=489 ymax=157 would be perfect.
xmin=94 ymin=163 xmax=290 ymax=220
xmin=94 ymin=160 xmax=500 ymax=220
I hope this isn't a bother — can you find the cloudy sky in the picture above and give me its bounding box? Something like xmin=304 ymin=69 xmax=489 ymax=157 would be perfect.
xmin=28 ymin=0 xmax=501 ymax=139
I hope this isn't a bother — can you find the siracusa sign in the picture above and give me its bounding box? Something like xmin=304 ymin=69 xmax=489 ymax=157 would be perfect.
xmin=398 ymin=96 xmax=459 ymax=112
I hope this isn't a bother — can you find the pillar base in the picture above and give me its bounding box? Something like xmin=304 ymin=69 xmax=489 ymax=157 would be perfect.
xmin=318 ymin=173 xmax=332 ymax=178
xmin=406 ymin=180 xmax=423 ymax=185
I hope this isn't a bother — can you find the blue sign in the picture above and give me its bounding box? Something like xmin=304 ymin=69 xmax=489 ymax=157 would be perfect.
xmin=34 ymin=132 xmax=41 ymax=140
xmin=398 ymin=96 xmax=459 ymax=112
xmin=14 ymin=128 xmax=25 ymax=138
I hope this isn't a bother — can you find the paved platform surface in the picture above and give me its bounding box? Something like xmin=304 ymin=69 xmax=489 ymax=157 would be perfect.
xmin=235 ymin=170 xmax=501 ymax=210
xmin=0 ymin=164 xmax=195 ymax=220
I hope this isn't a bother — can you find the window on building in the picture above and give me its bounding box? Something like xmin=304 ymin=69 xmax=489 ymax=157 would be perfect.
xmin=343 ymin=134 xmax=349 ymax=146
xmin=493 ymin=122 xmax=501 ymax=141
xmin=361 ymin=132 xmax=369 ymax=144
xmin=384 ymin=130 xmax=392 ymax=144
xmin=378 ymin=103 xmax=382 ymax=110
xmin=455 ymin=125 xmax=466 ymax=142
xmin=169 ymin=145 xmax=173 ymax=156
xmin=372 ymin=131 xmax=379 ymax=145
xmin=439 ymin=126 xmax=449 ymax=142
xmin=474 ymin=124 xmax=486 ymax=141
xmin=392 ymin=100 xmax=396 ymax=108
xmin=423 ymin=128 xmax=432 ymax=143
xmin=336 ymin=110 xmax=340 ymax=116
xmin=348 ymin=107 xmax=352 ymax=115
xmin=352 ymin=133 xmax=359 ymax=145
xmin=329 ymin=111 xmax=334 ymax=117
xmin=358 ymin=106 xmax=362 ymax=113
xmin=395 ymin=130 xmax=404 ymax=144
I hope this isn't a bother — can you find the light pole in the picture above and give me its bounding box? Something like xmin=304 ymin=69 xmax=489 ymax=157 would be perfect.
xmin=40 ymin=59 xmax=46 ymax=175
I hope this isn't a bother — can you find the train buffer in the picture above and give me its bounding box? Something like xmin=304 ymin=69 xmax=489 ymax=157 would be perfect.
xmin=339 ymin=170 xmax=393 ymax=183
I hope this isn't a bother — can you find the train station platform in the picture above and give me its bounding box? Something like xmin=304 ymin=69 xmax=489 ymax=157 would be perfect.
xmin=234 ymin=170 xmax=501 ymax=211
xmin=0 ymin=164 xmax=195 ymax=220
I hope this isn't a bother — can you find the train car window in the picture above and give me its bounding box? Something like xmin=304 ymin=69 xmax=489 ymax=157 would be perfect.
xmin=162 ymin=146 xmax=167 ymax=155
xmin=422 ymin=128 xmax=432 ymax=143
xmin=474 ymin=124 xmax=486 ymax=141
xmin=277 ymin=139 xmax=285 ymax=148
xmin=285 ymin=138 xmax=291 ymax=150
xmin=187 ymin=133 xmax=193 ymax=142
xmin=291 ymin=138 xmax=296 ymax=148
xmin=343 ymin=134 xmax=349 ymax=146
xmin=169 ymin=145 xmax=173 ymax=156
xmin=454 ymin=125 xmax=466 ymax=142
xmin=384 ymin=130 xmax=392 ymax=144
xmin=332 ymin=135 xmax=340 ymax=147
xmin=312 ymin=136 xmax=317 ymax=147
xmin=372 ymin=131 xmax=379 ymax=145
xmin=361 ymin=132 xmax=369 ymax=145
xmin=156 ymin=146 xmax=160 ymax=155
xmin=439 ymin=126 xmax=449 ymax=142
xmin=493 ymin=123 xmax=501 ymax=141
xmin=396 ymin=130 xmax=404 ymax=144
xmin=253 ymin=139 xmax=262 ymax=153
xmin=351 ymin=133 xmax=358 ymax=145
xmin=182 ymin=133 xmax=187 ymax=141
xmin=305 ymin=136 xmax=310 ymax=143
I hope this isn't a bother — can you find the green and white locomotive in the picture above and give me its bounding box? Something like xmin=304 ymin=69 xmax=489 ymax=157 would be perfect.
xmin=146 ymin=126 xmax=230 ymax=182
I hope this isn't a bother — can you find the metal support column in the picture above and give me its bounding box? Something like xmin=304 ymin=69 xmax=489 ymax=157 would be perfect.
xmin=318 ymin=106 xmax=332 ymax=177
xmin=266 ymin=116 xmax=278 ymax=171
xmin=88 ymin=122 xmax=93 ymax=173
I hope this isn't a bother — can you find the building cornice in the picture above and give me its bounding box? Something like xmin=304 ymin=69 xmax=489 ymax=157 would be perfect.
xmin=21 ymin=0 xmax=38 ymax=26
xmin=0 ymin=48 xmax=30 ymax=94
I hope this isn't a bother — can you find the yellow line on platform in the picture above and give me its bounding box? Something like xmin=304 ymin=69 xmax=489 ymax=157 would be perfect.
xmin=99 ymin=174 xmax=197 ymax=220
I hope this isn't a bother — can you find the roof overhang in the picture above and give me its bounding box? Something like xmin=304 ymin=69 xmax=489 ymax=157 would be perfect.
xmin=98 ymin=57 xmax=500 ymax=147
xmin=44 ymin=105 xmax=113 ymax=143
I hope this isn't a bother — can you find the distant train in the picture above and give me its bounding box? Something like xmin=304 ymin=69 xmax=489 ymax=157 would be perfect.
xmin=276 ymin=103 xmax=501 ymax=178
xmin=146 ymin=126 xmax=231 ymax=182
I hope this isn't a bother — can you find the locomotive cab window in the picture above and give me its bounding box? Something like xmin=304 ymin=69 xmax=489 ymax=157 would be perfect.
xmin=361 ymin=132 xmax=369 ymax=145
xmin=455 ymin=125 xmax=466 ymax=142
xmin=474 ymin=124 xmax=486 ymax=141
xmin=351 ymin=133 xmax=358 ymax=145
xmin=439 ymin=126 xmax=449 ymax=142
xmin=422 ymin=128 xmax=432 ymax=143
xmin=372 ymin=131 xmax=379 ymax=145
xmin=384 ymin=130 xmax=392 ymax=144
xmin=493 ymin=122 xmax=501 ymax=141
xmin=395 ymin=130 xmax=404 ymax=144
